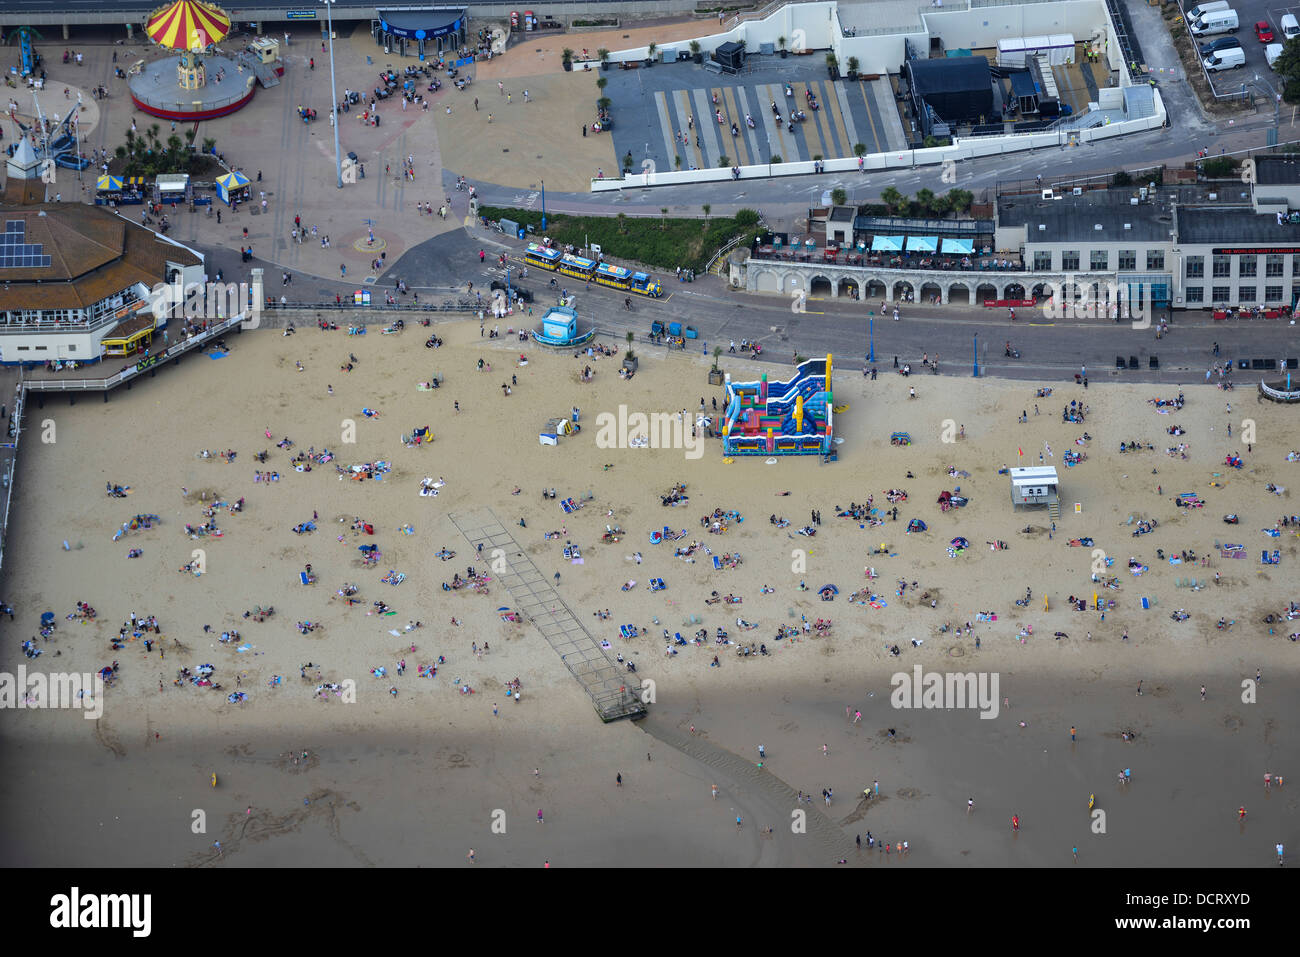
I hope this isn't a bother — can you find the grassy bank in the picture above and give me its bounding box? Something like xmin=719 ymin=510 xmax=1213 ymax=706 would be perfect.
xmin=478 ymin=207 xmax=761 ymax=272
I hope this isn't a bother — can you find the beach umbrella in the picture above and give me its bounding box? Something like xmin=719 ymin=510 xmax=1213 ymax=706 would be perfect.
xmin=41 ymin=611 xmax=55 ymax=624
xmin=819 ymin=584 xmax=839 ymax=594
xmin=96 ymin=174 xmax=124 ymax=191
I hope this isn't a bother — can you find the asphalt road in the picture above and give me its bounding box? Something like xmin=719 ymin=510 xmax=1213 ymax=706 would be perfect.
xmin=202 ymin=226 xmax=1300 ymax=388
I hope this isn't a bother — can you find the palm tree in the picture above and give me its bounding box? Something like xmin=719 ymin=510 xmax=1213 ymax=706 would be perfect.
xmin=915 ymin=187 xmax=936 ymax=215
xmin=847 ymin=56 xmax=860 ymax=77
xmin=625 ymin=330 xmax=636 ymax=359
xmin=717 ymin=155 xmax=730 ymax=168
xmin=712 ymin=345 xmax=723 ymax=371
xmin=778 ymin=35 xmax=787 ymax=52
xmin=596 ymin=76 xmax=607 ymax=93
xmin=689 ymin=39 xmax=701 ymax=59
xmin=880 ymin=186 xmax=905 ymax=214
xmin=647 ymin=41 xmax=658 ymax=63
xmin=702 ymin=203 xmax=711 ymax=226
xmin=660 ymin=207 xmax=669 ymax=229
xmin=597 ymin=96 xmax=612 ymax=112
xmin=854 ymin=142 xmax=868 ymax=158
xmin=831 ymin=187 xmax=847 ymax=207
xmin=597 ymin=48 xmax=610 ymax=66
xmin=617 ymin=212 xmax=628 ymax=232
xmin=202 ymin=137 xmax=216 ymax=154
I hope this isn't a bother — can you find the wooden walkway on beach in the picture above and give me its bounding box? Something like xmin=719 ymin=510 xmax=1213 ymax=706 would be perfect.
xmin=450 ymin=508 xmax=647 ymax=723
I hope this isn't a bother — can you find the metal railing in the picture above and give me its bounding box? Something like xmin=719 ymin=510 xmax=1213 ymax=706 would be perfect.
xmin=0 ymin=380 xmax=24 ymax=574
xmin=22 ymin=315 xmax=245 ymax=393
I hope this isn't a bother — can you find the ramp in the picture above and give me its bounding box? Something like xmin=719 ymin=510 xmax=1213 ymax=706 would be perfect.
xmin=450 ymin=508 xmax=646 ymax=722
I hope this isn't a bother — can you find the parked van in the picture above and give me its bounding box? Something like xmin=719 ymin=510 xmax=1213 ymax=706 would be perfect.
xmin=1282 ymin=13 xmax=1300 ymax=40
xmin=1188 ymin=0 xmax=1229 ymax=21
xmin=1266 ymin=42 xmax=1285 ymax=68
xmin=1205 ymin=46 xmax=1246 ymax=70
xmin=1191 ymin=9 xmax=1240 ymax=36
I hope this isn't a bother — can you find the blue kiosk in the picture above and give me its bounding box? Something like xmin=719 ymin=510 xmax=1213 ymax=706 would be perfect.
xmin=531 ymin=305 xmax=595 ymax=347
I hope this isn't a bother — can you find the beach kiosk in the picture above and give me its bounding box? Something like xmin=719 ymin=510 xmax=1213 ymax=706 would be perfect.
xmin=156 ymin=172 xmax=191 ymax=205
xmin=1009 ymin=466 xmax=1059 ymax=509
xmin=531 ymin=305 xmax=595 ymax=347
xmin=215 ymin=169 xmax=251 ymax=206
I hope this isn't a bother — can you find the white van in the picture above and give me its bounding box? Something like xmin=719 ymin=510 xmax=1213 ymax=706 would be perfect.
xmin=1191 ymin=9 xmax=1240 ymax=37
xmin=1188 ymin=0 xmax=1229 ymax=21
xmin=1282 ymin=13 xmax=1300 ymax=40
xmin=1267 ymin=42 xmax=1285 ymax=68
xmin=1205 ymin=46 xmax=1246 ymax=70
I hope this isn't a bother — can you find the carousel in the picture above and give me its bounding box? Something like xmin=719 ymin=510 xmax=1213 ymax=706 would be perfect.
xmin=128 ymin=0 xmax=271 ymax=121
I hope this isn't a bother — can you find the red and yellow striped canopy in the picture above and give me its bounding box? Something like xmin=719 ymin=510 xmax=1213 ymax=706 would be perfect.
xmin=145 ymin=0 xmax=231 ymax=51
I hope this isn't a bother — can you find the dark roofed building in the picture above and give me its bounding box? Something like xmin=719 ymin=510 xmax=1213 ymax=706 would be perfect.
xmin=904 ymin=56 xmax=993 ymax=137
xmin=0 ymin=142 xmax=203 ymax=363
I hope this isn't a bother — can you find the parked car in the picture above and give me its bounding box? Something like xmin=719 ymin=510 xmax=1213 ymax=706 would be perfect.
xmin=1282 ymin=13 xmax=1300 ymax=39
xmin=1200 ymin=35 xmax=1242 ymax=55
xmin=1205 ymin=46 xmax=1247 ymax=70
xmin=1266 ymin=42 xmax=1284 ymax=68
xmin=1255 ymin=21 xmax=1275 ymax=43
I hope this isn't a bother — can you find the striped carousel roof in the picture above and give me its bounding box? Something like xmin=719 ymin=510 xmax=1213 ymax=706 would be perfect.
xmin=145 ymin=0 xmax=231 ymax=51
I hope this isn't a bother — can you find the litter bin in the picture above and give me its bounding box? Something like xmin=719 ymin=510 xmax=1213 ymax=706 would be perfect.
xmin=511 ymin=11 xmax=519 ymax=27
xmin=571 ymin=406 xmax=580 ymax=423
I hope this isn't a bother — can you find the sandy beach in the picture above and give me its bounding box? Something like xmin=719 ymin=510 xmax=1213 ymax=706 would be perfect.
xmin=1 ymin=321 xmax=1296 ymax=866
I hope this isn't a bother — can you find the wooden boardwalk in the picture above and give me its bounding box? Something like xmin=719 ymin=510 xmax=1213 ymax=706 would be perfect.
xmin=451 ymin=508 xmax=646 ymax=722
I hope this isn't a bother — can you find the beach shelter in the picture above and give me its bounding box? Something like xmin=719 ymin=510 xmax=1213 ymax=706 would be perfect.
xmin=145 ymin=0 xmax=231 ymax=50
xmin=950 ymin=537 xmax=970 ymax=549
xmin=941 ymin=238 xmax=975 ymax=255
xmin=905 ymin=236 xmax=938 ymax=253
xmin=96 ymin=174 xmax=124 ymax=192
xmin=819 ymin=584 xmax=839 ymax=598
xmin=871 ymin=236 xmax=904 ymax=252
xmin=906 ymin=518 xmax=927 ymax=533
xmin=215 ymin=170 xmax=251 ymax=206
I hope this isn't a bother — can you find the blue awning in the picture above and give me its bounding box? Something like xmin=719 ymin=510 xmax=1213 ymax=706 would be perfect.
xmin=905 ymin=236 xmax=938 ymax=252
xmin=871 ymin=236 xmax=904 ymax=252
xmin=941 ymin=238 xmax=975 ymax=255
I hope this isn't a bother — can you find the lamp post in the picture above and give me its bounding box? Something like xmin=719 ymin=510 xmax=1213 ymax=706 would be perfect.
xmin=322 ymin=0 xmax=343 ymax=188
xmin=868 ymin=316 xmax=874 ymax=363
xmin=973 ymin=332 xmax=979 ymax=378
xmin=541 ymin=178 xmax=547 ymax=231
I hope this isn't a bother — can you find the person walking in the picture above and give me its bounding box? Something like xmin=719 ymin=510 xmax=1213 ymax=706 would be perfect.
xmin=616 ymin=772 xmax=622 ymax=787
xmin=1070 ymin=725 xmax=1076 ymax=742
xmin=467 ymin=848 xmax=475 ymax=863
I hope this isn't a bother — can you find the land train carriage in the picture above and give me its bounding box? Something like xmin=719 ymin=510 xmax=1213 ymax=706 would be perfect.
xmin=524 ymin=243 xmax=562 ymax=271
xmin=559 ymin=253 xmax=598 ymax=280
xmin=594 ymin=262 xmax=633 ymax=290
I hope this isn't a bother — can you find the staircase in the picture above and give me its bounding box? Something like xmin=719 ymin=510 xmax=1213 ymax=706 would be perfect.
xmin=450 ymin=508 xmax=646 ymax=722
xmin=1048 ymin=500 xmax=1061 ymax=522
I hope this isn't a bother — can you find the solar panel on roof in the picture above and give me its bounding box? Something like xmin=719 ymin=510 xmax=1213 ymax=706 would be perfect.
xmin=0 ymin=220 xmax=51 ymax=269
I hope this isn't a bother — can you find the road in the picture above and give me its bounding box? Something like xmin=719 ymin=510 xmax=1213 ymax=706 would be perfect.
xmin=204 ymin=226 xmax=1300 ymax=388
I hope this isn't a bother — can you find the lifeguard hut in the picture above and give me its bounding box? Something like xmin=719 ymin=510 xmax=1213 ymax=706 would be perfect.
xmin=531 ymin=304 xmax=595 ymax=347
xmin=1009 ymin=466 xmax=1060 ymax=512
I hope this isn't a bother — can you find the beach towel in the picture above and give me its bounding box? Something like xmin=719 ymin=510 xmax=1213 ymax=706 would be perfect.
xmin=620 ymin=624 xmax=637 ymax=638
xmin=1141 ymin=597 xmax=1150 ymax=609
xmin=561 ymin=498 xmax=579 ymax=513
xmin=649 ymin=531 xmax=663 ymax=545
xmin=299 ymin=572 xmax=311 ymax=585
xmin=713 ymin=555 xmax=722 ymax=569
xmin=650 ymin=578 xmax=666 ymax=591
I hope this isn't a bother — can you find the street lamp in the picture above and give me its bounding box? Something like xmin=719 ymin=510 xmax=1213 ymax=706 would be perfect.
xmin=541 ymin=178 xmax=547 ymax=232
xmin=322 ymin=0 xmax=344 ymax=188
xmin=867 ymin=316 xmax=874 ymax=363
xmin=972 ymin=332 xmax=979 ymax=378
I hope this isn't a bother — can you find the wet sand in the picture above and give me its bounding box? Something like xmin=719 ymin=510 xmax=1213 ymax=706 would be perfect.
xmin=0 ymin=321 xmax=1296 ymax=866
